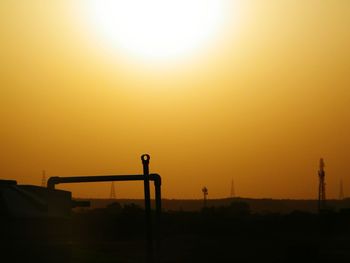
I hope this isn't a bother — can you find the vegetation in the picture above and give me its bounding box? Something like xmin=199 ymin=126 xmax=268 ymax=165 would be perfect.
xmin=2 ymin=201 xmax=350 ymax=262
xmin=68 ymin=201 xmax=350 ymax=262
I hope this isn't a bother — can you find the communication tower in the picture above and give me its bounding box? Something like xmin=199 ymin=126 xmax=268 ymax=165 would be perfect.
xmin=110 ymin=181 xmax=116 ymax=199
xmin=202 ymin=186 xmax=208 ymax=207
xmin=41 ymin=170 xmax=46 ymax=187
xmin=339 ymin=179 xmax=344 ymax=200
xmin=318 ymin=158 xmax=326 ymax=211
xmin=230 ymin=178 xmax=235 ymax=198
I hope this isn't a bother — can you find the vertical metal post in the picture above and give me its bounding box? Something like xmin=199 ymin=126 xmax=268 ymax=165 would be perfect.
xmin=318 ymin=158 xmax=326 ymax=212
xmin=154 ymin=177 xmax=162 ymax=255
xmin=142 ymin=154 xmax=153 ymax=262
xmin=154 ymin=178 xmax=162 ymax=224
xmin=202 ymin=187 xmax=208 ymax=208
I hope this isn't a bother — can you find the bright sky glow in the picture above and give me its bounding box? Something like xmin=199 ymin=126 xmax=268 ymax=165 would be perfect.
xmin=87 ymin=0 xmax=227 ymax=61
xmin=3 ymin=1 xmax=350 ymax=199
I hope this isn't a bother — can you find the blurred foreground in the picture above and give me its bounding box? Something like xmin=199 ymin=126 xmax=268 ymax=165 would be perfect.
xmin=2 ymin=201 xmax=350 ymax=263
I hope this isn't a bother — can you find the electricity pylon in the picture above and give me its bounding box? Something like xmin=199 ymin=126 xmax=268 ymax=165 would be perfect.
xmin=202 ymin=186 xmax=208 ymax=207
xmin=110 ymin=181 xmax=116 ymax=199
xmin=318 ymin=158 xmax=326 ymax=211
xmin=41 ymin=170 xmax=46 ymax=187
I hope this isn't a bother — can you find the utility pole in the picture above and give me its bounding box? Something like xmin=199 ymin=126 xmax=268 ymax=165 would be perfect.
xmin=230 ymin=178 xmax=235 ymax=198
xmin=110 ymin=181 xmax=116 ymax=199
xmin=41 ymin=170 xmax=46 ymax=187
xmin=339 ymin=179 xmax=344 ymax=200
xmin=318 ymin=158 xmax=326 ymax=212
xmin=202 ymin=186 xmax=208 ymax=207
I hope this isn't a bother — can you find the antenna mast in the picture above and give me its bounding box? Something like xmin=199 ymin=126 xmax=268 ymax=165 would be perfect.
xmin=202 ymin=186 xmax=208 ymax=207
xmin=339 ymin=179 xmax=344 ymax=200
xmin=230 ymin=178 xmax=235 ymax=198
xmin=110 ymin=181 xmax=116 ymax=199
xmin=41 ymin=170 xmax=46 ymax=187
xmin=318 ymin=158 xmax=326 ymax=211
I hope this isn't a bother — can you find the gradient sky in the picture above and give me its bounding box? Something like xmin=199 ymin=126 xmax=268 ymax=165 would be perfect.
xmin=1 ymin=1 xmax=350 ymax=199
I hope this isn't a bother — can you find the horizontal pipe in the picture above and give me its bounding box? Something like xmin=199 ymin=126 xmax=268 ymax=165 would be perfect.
xmin=47 ymin=173 xmax=161 ymax=189
xmin=47 ymin=171 xmax=162 ymax=261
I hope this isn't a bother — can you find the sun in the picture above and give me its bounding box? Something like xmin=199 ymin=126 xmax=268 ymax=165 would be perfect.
xmin=86 ymin=0 xmax=226 ymax=61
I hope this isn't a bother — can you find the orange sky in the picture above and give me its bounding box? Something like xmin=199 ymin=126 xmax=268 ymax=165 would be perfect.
xmin=1 ymin=1 xmax=350 ymax=199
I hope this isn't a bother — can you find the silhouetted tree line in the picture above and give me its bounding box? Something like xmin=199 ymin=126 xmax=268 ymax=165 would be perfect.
xmin=201 ymin=201 xmax=251 ymax=216
xmin=3 ymin=201 xmax=350 ymax=262
xmin=71 ymin=201 xmax=350 ymax=241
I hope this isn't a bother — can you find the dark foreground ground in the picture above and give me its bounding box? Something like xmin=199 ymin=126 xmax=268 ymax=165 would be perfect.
xmin=2 ymin=202 xmax=350 ymax=263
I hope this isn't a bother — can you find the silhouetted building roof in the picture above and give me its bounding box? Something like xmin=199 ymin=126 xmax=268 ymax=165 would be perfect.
xmin=0 ymin=179 xmax=71 ymax=218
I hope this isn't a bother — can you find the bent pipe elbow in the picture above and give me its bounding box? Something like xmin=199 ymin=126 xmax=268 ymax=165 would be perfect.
xmin=47 ymin=176 xmax=60 ymax=189
xmin=150 ymin=173 xmax=161 ymax=186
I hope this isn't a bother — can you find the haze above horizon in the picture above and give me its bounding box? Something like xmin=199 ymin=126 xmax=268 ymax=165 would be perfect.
xmin=1 ymin=0 xmax=350 ymax=199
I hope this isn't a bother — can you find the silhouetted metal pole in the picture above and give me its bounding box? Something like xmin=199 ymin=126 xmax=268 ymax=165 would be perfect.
xmin=142 ymin=154 xmax=153 ymax=262
xmin=339 ymin=179 xmax=344 ymax=200
xmin=318 ymin=158 xmax=326 ymax=212
xmin=154 ymin=176 xmax=161 ymax=258
xmin=41 ymin=170 xmax=46 ymax=187
xmin=154 ymin=179 xmax=162 ymax=225
xmin=202 ymin=186 xmax=208 ymax=208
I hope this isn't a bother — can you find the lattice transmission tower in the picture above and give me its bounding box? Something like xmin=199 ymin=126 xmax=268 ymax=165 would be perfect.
xmin=318 ymin=158 xmax=326 ymax=211
xmin=230 ymin=178 xmax=235 ymax=198
xmin=41 ymin=170 xmax=47 ymax=187
xmin=202 ymin=186 xmax=208 ymax=207
xmin=110 ymin=181 xmax=116 ymax=199
xmin=339 ymin=179 xmax=344 ymax=200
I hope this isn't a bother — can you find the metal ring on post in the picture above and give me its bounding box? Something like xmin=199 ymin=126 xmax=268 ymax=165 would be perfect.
xmin=141 ymin=154 xmax=150 ymax=165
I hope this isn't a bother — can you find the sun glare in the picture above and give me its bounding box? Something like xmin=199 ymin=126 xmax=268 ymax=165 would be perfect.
xmin=86 ymin=0 xmax=227 ymax=61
